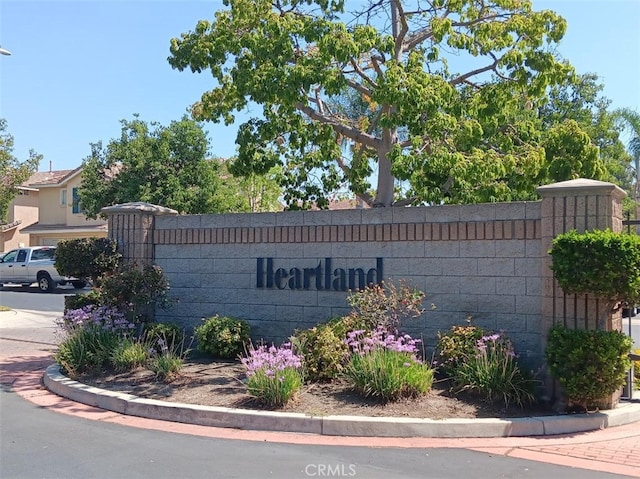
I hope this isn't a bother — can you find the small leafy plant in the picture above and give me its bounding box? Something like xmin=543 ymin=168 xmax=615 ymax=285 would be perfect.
xmin=110 ymin=338 xmax=149 ymax=372
xmin=452 ymin=333 xmax=537 ymax=408
xmin=98 ymin=263 xmax=172 ymax=323
xmin=289 ymin=315 xmax=367 ymax=382
xmin=346 ymin=280 xmax=426 ymax=331
xmin=144 ymin=322 xmax=185 ymax=353
xmin=195 ymin=315 xmax=250 ymax=359
xmin=57 ymin=305 xmax=134 ymax=337
xmin=435 ymin=322 xmax=485 ymax=378
xmin=55 ymin=306 xmax=135 ymax=377
xmin=343 ymin=327 xmax=433 ymax=401
xmin=64 ymin=289 xmax=102 ymax=312
xmin=55 ymin=325 xmax=122 ymax=378
xmin=241 ymin=343 xmax=303 ymax=407
xmin=545 ymin=325 xmax=632 ymax=411
xmin=147 ymin=334 xmax=190 ymax=381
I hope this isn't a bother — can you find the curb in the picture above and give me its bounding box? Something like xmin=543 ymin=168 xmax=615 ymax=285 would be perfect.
xmin=43 ymin=364 xmax=640 ymax=438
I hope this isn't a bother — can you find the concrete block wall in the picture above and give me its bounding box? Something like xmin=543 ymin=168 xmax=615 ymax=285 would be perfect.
xmin=148 ymin=201 xmax=545 ymax=367
xmin=102 ymin=179 xmax=627 ymax=403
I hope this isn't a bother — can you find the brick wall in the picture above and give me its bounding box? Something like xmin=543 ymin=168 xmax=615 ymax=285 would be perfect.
xmin=103 ymin=179 xmax=626 ymax=375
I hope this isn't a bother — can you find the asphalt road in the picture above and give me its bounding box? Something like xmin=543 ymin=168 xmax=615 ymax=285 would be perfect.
xmin=0 ymin=290 xmax=635 ymax=479
xmin=1 ymin=385 xmax=624 ymax=479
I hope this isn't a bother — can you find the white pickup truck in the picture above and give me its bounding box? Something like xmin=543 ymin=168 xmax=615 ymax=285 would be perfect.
xmin=0 ymin=246 xmax=86 ymax=292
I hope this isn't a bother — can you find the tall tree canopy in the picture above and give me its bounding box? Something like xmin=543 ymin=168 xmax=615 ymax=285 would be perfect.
xmin=169 ymin=0 xmax=582 ymax=208
xmin=614 ymin=108 xmax=640 ymax=199
xmin=539 ymin=73 xmax=632 ymax=192
xmin=0 ymin=119 xmax=41 ymax=222
xmin=79 ymin=116 xmax=252 ymax=218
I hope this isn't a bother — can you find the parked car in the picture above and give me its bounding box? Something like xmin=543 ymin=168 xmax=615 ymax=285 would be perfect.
xmin=0 ymin=246 xmax=86 ymax=292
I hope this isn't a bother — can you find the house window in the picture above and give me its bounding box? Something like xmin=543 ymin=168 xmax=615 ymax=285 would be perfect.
xmin=60 ymin=189 xmax=67 ymax=206
xmin=72 ymin=187 xmax=80 ymax=214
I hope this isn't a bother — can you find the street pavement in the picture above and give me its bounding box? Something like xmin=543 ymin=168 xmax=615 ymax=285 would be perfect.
xmin=1 ymin=306 xmax=639 ymax=478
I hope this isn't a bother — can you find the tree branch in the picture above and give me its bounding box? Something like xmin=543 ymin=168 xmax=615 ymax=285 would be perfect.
xmin=296 ymin=102 xmax=381 ymax=149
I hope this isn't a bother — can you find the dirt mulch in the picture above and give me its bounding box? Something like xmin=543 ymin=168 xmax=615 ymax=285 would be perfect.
xmin=77 ymin=358 xmax=555 ymax=419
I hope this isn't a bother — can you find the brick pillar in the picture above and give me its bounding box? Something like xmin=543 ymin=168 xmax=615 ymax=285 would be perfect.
xmin=101 ymin=202 xmax=178 ymax=266
xmin=537 ymin=178 xmax=626 ymax=407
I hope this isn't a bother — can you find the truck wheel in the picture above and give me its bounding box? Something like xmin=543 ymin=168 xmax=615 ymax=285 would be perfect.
xmin=71 ymin=281 xmax=87 ymax=289
xmin=37 ymin=273 xmax=54 ymax=292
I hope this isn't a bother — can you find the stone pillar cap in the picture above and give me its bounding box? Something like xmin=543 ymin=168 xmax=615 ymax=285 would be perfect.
xmin=536 ymin=178 xmax=626 ymax=199
xmin=100 ymin=202 xmax=179 ymax=216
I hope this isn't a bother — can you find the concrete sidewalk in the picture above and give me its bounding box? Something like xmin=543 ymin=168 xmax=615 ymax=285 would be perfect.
xmin=2 ymin=351 xmax=640 ymax=478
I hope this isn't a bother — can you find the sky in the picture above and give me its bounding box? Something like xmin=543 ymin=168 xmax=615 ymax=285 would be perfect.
xmin=1 ymin=0 xmax=639 ymax=173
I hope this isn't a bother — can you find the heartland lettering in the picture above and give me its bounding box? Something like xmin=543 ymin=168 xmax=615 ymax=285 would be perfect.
xmin=256 ymin=257 xmax=383 ymax=291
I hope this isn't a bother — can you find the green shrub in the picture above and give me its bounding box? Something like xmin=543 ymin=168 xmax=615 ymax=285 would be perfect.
xmin=549 ymin=229 xmax=640 ymax=306
xmin=146 ymin=327 xmax=190 ymax=381
xmin=98 ymin=263 xmax=171 ymax=322
xmin=110 ymin=339 xmax=149 ymax=372
xmin=55 ymin=326 xmax=122 ymax=378
xmin=55 ymin=237 xmax=121 ymax=285
xmin=290 ymin=315 xmax=366 ymax=382
xmin=435 ymin=324 xmax=485 ymax=377
xmin=64 ymin=290 xmax=102 ymax=312
xmin=144 ymin=322 xmax=185 ymax=352
xmin=346 ymin=280 xmax=426 ymax=331
xmin=452 ymin=333 xmax=537 ymax=408
xmin=343 ymin=328 xmax=433 ymax=401
xmin=195 ymin=315 xmax=250 ymax=359
xmin=545 ymin=325 xmax=633 ymax=410
xmin=633 ymin=349 xmax=640 ymax=388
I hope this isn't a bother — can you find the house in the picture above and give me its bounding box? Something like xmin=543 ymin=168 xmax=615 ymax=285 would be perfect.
xmin=0 ymin=178 xmax=39 ymax=252
xmin=15 ymin=167 xmax=107 ymax=247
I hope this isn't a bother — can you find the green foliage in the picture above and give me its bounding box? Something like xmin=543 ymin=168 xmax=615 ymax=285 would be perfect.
xmin=543 ymin=120 xmax=606 ymax=182
xmin=0 ymin=118 xmax=41 ymax=222
xmin=195 ymin=315 xmax=251 ymax=359
xmin=435 ymin=323 xmax=485 ymax=377
xmin=549 ymin=230 xmax=640 ymax=305
xmin=452 ymin=333 xmax=537 ymax=408
xmin=146 ymin=329 xmax=190 ymax=381
xmin=539 ymin=73 xmax=633 ymax=193
xmin=343 ymin=328 xmax=432 ymax=401
xmin=110 ymin=339 xmax=149 ymax=372
xmin=545 ymin=325 xmax=633 ymax=410
xmin=346 ymin=280 xmax=425 ymax=331
xmin=241 ymin=343 xmax=303 ymax=407
xmin=55 ymin=326 xmax=121 ymax=378
xmin=633 ymin=349 xmax=640 ymax=388
xmin=55 ymin=237 xmax=122 ymax=284
xmin=78 ymin=115 xmax=256 ymax=218
xmin=290 ymin=315 xmax=365 ymax=382
xmin=344 ymin=349 xmax=434 ymax=401
xmin=169 ymin=0 xmax=576 ymax=207
xmin=216 ymin=161 xmax=283 ymax=212
xmin=148 ymin=353 xmax=184 ymax=381
xmin=144 ymin=322 xmax=185 ymax=353
xmin=64 ymin=289 xmax=102 ymax=312
xmin=245 ymin=367 xmax=303 ymax=408
xmin=98 ymin=263 xmax=171 ymax=322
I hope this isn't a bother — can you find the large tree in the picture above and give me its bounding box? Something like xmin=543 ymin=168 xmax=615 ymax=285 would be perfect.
xmin=614 ymin=108 xmax=640 ymax=199
xmin=79 ymin=116 xmax=247 ymax=218
xmin=169 ymin=0 xmax=575 ymax=208
xmin=539 ymin=73 xmax=632 ymax=192
xmin=0 ymin=119 xmax=41 ymax=222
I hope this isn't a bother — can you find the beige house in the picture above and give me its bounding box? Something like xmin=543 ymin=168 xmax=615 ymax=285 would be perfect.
xmin=16 ymin=167 xmax=107 ymax=246
xmin=0 ymin=181 xmax=39 ymax=252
